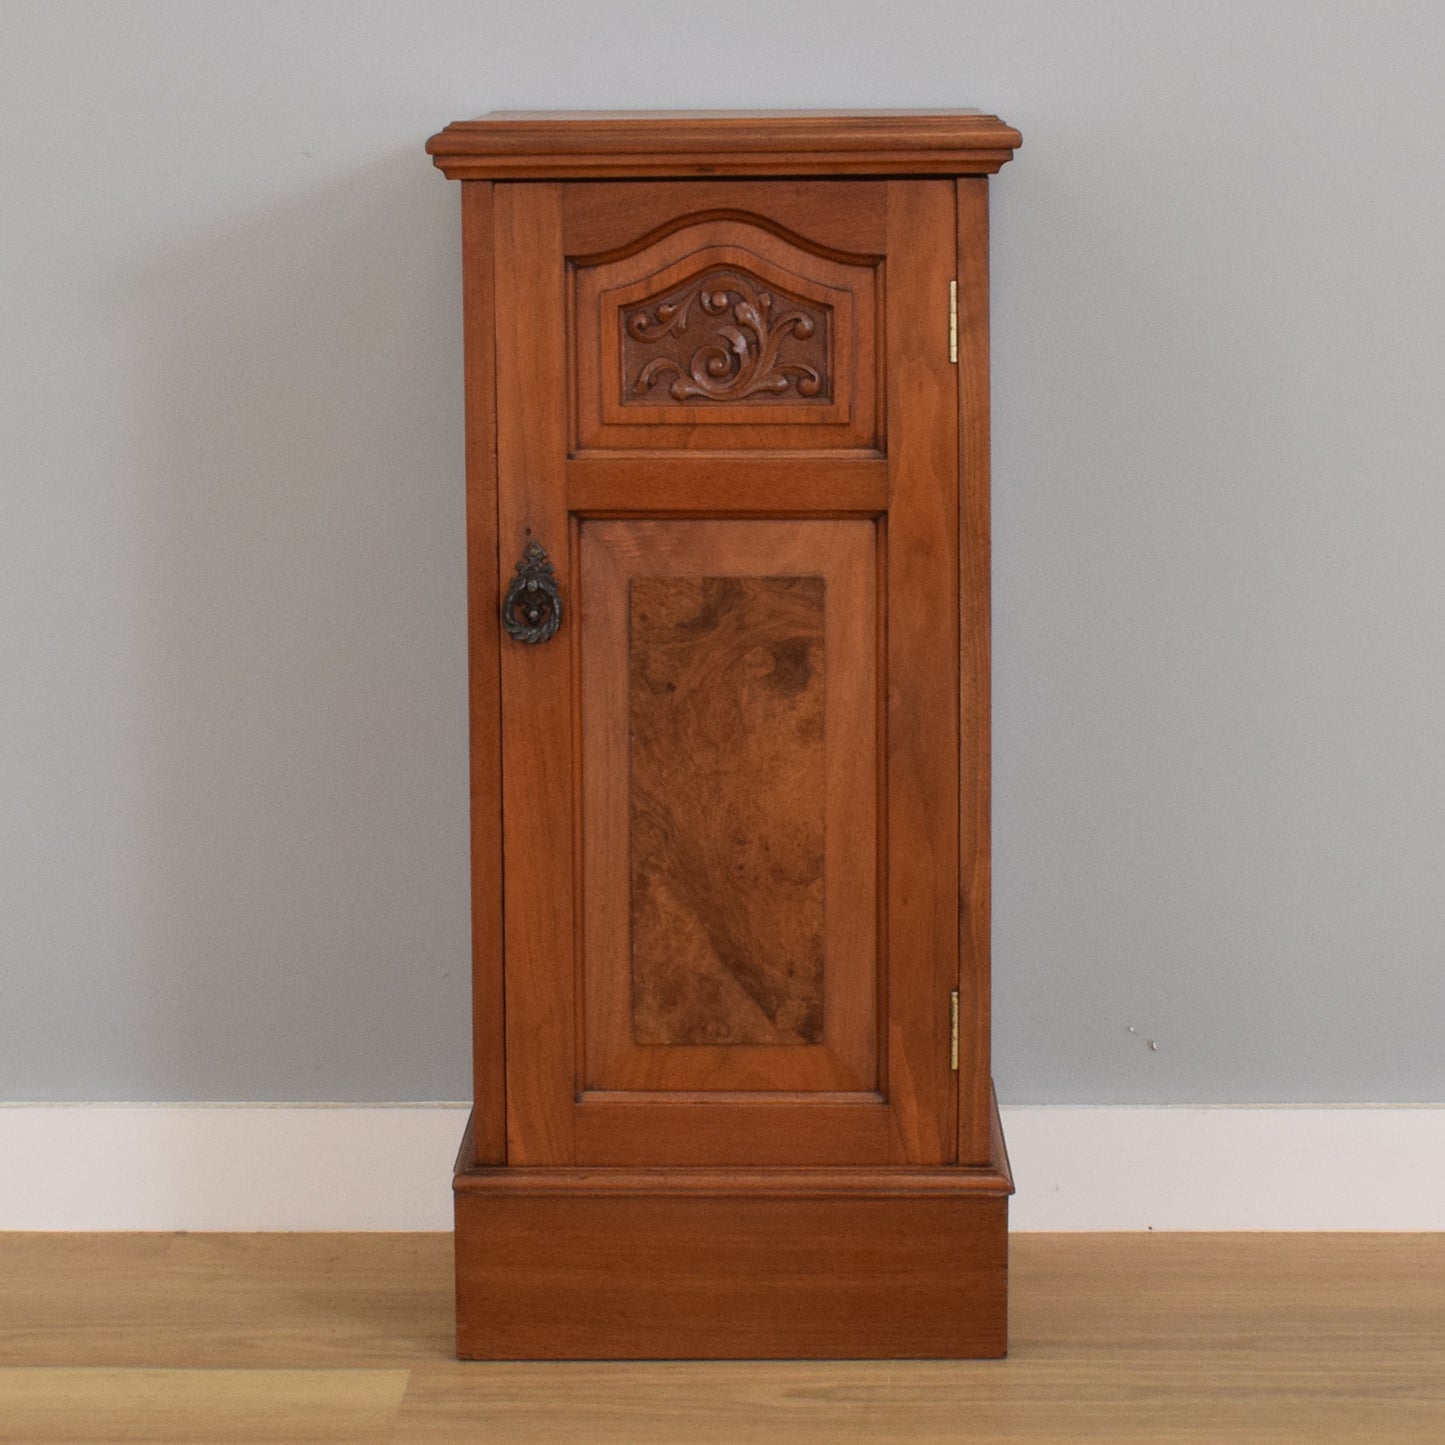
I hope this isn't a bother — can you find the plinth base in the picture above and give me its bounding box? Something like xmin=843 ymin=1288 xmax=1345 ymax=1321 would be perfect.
xmin=453 ymin=1112 xmax=1012 ymax=1359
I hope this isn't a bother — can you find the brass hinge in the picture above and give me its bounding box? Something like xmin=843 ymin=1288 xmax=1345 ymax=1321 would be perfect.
xmin=950 ymin=989 xmax=960 ymax=1071
xmin=949 ymin=280 xmax=958 ymax=364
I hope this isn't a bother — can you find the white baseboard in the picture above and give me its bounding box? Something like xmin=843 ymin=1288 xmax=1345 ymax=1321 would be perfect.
xmin=1 ymin=1104 xmax=1441 ymax=1232
xmin=0 ymin=1104 xmax=467 ymax=1232
xmin=1004 ymin=1105 xmax=1445 ymax=1231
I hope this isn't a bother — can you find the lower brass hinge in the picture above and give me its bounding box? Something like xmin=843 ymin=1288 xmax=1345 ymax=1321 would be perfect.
xmin=949 ymin=280 xmax=959 ymax=363
xmin=950 ymin=989 xmax=960 ymax=1071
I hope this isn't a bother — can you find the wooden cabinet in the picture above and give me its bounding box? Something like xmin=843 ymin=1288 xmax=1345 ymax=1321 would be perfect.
xmin=426 ymin=110 xmax=1021 ymax=1359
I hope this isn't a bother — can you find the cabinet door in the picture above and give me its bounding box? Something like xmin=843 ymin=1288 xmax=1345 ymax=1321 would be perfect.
xmin=493 ymin=179 xmax=959 ymax=1167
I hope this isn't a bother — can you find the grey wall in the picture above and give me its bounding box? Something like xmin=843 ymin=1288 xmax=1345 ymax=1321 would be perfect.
xmin=3 ymin=1 xmax=1442 ymax=1104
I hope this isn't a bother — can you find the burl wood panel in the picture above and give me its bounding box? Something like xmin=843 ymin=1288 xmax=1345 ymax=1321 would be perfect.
xmin=629 ymin=574 xmax=826 ymax=1047
xmin=622 ymin=269 xmax=832 ymax=406
xmin=578 ymin=519 xmax=880 ymax=1132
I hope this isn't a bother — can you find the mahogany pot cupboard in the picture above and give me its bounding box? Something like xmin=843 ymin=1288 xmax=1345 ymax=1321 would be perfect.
xmin=424 ymin=110 xmax=1021 ymax=1359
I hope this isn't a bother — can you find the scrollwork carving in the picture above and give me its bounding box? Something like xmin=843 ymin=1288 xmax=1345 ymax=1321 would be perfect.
xmin=623 ymin=269 xmax=831 ymax=405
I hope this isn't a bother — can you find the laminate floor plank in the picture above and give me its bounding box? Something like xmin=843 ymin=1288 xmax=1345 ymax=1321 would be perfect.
xmin=0 ymin=1233 xmax=1441 ymax=1442
xmin=388 ymin=1354 xmax=1445 ymax=1444
xmin=0 ymin=1233 xmax=452 ymax=1368
xmin=0 ymin=1367 xmax=408 ymax=1444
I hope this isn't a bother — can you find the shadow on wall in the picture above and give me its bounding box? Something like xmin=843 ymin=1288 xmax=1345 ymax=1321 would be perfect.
xmin=104 ymin=148 xmax=474 ymax=1100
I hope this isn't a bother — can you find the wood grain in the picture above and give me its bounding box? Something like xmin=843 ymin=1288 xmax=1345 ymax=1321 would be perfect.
xmin=458 ymin=180 xmax=505 ymax=1167
xmin=570 ymin=1097 xmax=892 ymax=1167
xmin=493 ymin=182 xmax=577 ymax=1168
xmin=6 ymin=1233 xmax=1443 ymax=1442
xmin=578 ymin=520 xmax=881 ymax=1137
xmin=0 ymin=1233 xmax=453 ymax=1368
xmin=454 ymin=1189 xmax=1008 ymax=1359
xmin=565 ymin=454 xmax=889 ymax=515
xmin=562 ymin=179 xmax=888 ymax=263
xmin=451 ymin=1099 xmax=1010 ymax=1355
xmin=622 ymin=272 xmax=833 ymax=407
xmin=442 ymin=118 xmax=1019 ymax=1358
xmin=573 ymin=213 xmax=877 ymax=451
xmin=630 ymin=574 xmax=827 ymax=1047
xmin=956 ymin=176 xmax=994 ymax=1165
xmin=492 ymin=177 xmax=969 ymax=1169
xmin=453 ymin=1163 xmax=1013 ymax=1197
xmin=427 ymin=109 xmax=1023 ymax=179
xmin=0 ymin=1368 xmax=407 ymax=1444
xmin=881 ymin=180 xmax=960 ymax=1164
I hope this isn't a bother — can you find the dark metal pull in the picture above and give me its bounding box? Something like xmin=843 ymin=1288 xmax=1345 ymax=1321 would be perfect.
xmin=502 ymin=539 xmax=562 ymax=644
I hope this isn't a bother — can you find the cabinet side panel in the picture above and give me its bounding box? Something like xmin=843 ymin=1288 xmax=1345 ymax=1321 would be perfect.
xmin=882 ymin=181 xmax=960 ymax=1163
xmin=957 ymin=178 xmax=993 ymax=1165
xmin=461 ymin=181 xmax=505 ymax=1166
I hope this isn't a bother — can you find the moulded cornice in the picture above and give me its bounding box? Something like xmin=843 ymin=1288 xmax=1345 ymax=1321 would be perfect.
xmin=426 ymin=109 xmax=1022 ymax=180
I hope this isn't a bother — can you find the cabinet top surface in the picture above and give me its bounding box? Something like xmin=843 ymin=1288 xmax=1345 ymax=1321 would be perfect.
xmin=426 ymin=108 xmax=1021 ymax=181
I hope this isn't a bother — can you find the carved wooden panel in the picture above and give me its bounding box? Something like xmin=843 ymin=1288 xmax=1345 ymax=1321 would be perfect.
xmin=572 ymin=216 xmax=880 ymax=451
xmin=579 ymin=519 xmax=878 ymax=1097
xmin=622 ymin=271 xmax=832 ymax=407
xmin=630 ymin=574 xmax=826 ymax=1046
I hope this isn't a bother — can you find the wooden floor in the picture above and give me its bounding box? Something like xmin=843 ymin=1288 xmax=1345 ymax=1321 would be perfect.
xmin=1 ymin=1233 xmax=1441 ymax=1442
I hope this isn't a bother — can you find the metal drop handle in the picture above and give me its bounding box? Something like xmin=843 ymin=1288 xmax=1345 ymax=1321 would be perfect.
xmin=501 ymin=539 xmax=562 ymax=644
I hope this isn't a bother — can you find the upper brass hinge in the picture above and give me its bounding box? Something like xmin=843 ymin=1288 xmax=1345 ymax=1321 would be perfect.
xmin=949 ymin=280 xmax=959 ymax=364
xmin=950 ymin=989 xmax=960 ymax=1071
